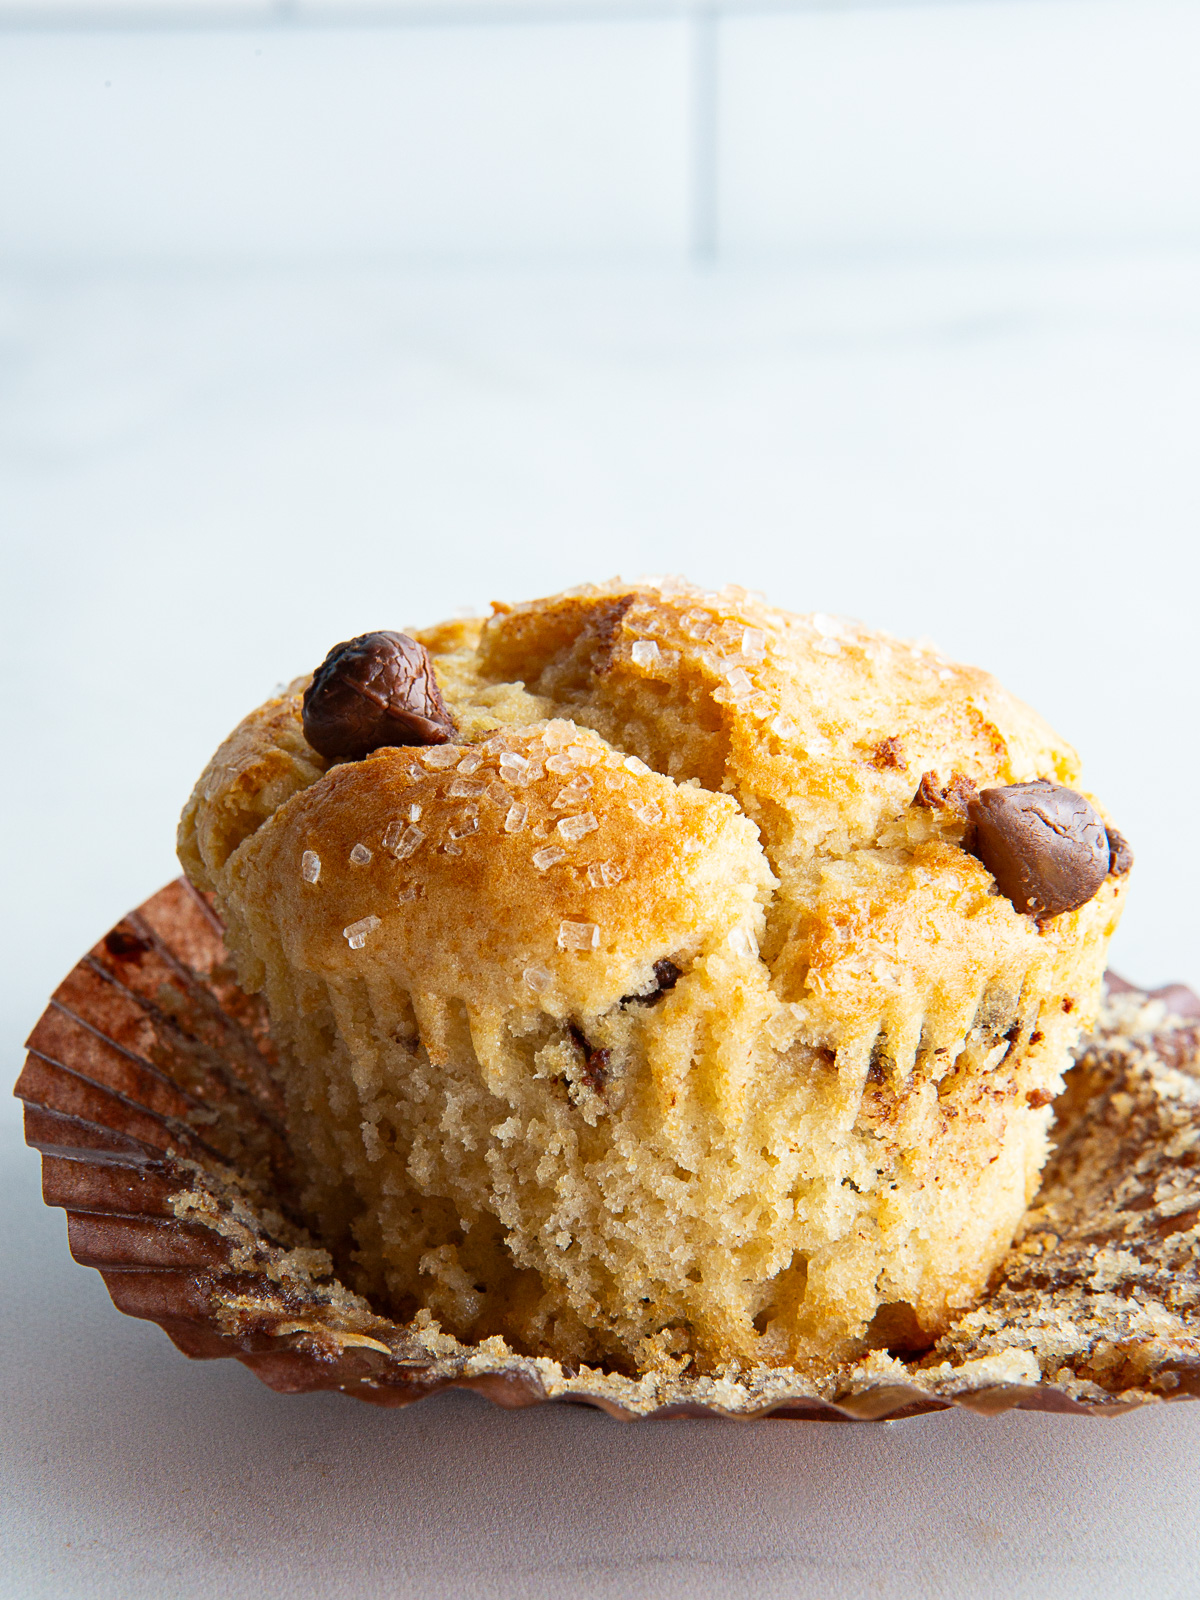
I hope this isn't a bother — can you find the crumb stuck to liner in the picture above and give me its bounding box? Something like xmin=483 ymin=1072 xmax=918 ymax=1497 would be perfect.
xmin=16 ymin=879 xmax=1200 ymax=1422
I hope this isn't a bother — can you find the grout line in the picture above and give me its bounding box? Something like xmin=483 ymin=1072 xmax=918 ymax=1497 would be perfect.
xmin=689 ymin=7 xmax=719 ymax=265
xmin=0 ymin=0 xmax=1032 ymax=34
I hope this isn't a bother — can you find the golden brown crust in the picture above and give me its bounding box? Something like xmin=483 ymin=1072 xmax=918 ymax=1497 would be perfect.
xmin=177 ymin=579 xmax=1130 ymax=1372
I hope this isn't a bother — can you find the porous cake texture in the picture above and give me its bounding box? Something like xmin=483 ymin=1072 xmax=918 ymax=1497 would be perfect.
xmin=178 ymin=580 xmax=1129 ymax=1375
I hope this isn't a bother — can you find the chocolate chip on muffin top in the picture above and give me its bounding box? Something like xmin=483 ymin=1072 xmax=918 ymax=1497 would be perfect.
xmin=302 ymin=631 xmax=456 ymax=761
xmin=966 ymin=780 xmax=1113 ymax=918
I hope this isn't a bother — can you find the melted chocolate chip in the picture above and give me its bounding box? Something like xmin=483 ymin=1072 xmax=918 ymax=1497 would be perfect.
xmin=302 ymin=632 xmax=455 ymax=761
xmin=621 ymin=958 xmax=682 ymax=1008
xmin=966 ymin=780 xmax=1111 ymax=918
xmin=652 ymin=958 xmax=681 ymax=994
xmin=568 ymin=1024 xmax=611 ymax=1093
xmin=1106 ymin=827 xmax=1135 ymax=878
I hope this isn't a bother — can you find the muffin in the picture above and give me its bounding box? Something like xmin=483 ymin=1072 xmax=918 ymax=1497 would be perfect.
xmin=177 ymin=578 xmax=1132 ymax=1376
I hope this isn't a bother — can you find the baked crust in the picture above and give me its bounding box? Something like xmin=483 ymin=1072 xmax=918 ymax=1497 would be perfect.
xmin=177 ymin=580 xmax=1130 ymax=1371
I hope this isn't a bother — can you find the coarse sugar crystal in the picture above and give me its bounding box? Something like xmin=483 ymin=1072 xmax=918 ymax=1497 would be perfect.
xmin=344 ymin=915 xmax=381 ymax=950
xmin=301 ymin=850 xmax=321 ymax=884
xmin=389 ymin=824 xmax=425 ymax=861
xmin=558 ymin=920 xmax=600 ymax=952
xmin=557 ymin=813 xmax=597 ymax=843
xmin=727 ymin=921 xmax=759 ymax=961
xmin=350 ymin=843 xmax=373 ymax=865
xmin=552 ymin=776 xmax=593 ymax=808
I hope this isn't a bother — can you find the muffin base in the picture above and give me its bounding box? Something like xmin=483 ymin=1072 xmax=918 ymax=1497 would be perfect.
xmin=16 ymin=878 xmax=1200 ymax=1422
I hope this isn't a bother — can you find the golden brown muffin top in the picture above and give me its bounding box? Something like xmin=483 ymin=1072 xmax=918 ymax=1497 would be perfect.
xmin=179 ymin=578 xmax=1125 ymax=1097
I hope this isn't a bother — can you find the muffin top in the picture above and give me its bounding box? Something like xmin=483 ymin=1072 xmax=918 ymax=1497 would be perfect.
xmin=179 ymin=578 xmax=1125 ymax=1096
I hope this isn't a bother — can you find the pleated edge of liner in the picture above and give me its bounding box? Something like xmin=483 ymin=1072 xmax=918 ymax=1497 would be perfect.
xmin=13 ymin=876 xmax=1197 ymax=1424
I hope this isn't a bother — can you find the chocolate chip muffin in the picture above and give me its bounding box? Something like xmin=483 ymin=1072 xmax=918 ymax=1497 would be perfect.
xmin=177 ymin=580 xmax=1132 ymax=1376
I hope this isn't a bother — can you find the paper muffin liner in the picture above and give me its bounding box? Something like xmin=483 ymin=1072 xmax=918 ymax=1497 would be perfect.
xmin=15 ymin=878 xmax=1200 ymax=1422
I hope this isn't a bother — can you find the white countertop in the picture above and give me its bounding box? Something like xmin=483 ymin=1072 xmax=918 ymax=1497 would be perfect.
xmin=4 ymin=251 xmax=1199 ymax=1597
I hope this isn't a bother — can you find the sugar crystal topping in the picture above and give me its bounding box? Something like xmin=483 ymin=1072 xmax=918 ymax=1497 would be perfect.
xmin=727 ymin=921 xmax=759 ymax=961
xmin=389 ymin=824 xmax=425 ymax=861
xmin=741 ymin=627 xmax=767 ymax=661
xmin=450 ymin=777 xmax=485 ymax=798
xmin=553 ymin=775 xmax=593 ymax=808
xmin=350 ymin=843 xmax=373 ymax=865
xmin=456 ymin=751 xmax=482 ymax=774
xmin=449 ymin=811 xmax=479 ymax=839
xmin=631 ymin=639 xmax=660 ymax=668
xmin=505 ymin=803 xmax=528 ymax=833
xmin=558 ymin=920 xmax=600 ymax=952
xmin=523 ymin=964 xmax=553 ymax=994
xmin=533 ymin=845 xmax=567 ymax=871
xmin=344 ymin=915 xmax=381 ymax=950
xmin=300 ymin=849 xmax=321 ymax=884
xmin=587 ymin=860 xmax=623 ymax=888
xmin=557 ymin=812 xmax=598 ymax=843
xmin=633 ymin=801 xmax=663 ymax=826
xmin=423 ymin=746 xmax=461 ymax=769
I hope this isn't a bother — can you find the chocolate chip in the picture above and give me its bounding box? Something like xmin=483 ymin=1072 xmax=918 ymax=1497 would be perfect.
xmin=652 ymin=958 xmax=681 ymax=993
xmin=966 ymin=781 xmax=1111 ymax=918
xmin=621 ymin=958 xmax=682 ymax=1008
xmin=568 ymin=1024 xmax=610 ymax=1093
xmin=302 ymin=632 xmax=455 ymax=761
xmin=1106 ymin=827 xmax=1134 ymax=878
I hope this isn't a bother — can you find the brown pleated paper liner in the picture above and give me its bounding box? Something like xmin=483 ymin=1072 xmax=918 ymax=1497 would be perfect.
xmin=15 ymin=878 xmax=1200 ymax=1422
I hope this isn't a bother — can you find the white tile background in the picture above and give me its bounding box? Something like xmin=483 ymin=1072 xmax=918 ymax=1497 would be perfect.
xmin=1 ymin=1 xmax=1198 ymax=261
xmin=3 ymin=4 xmax=1200 ymax=1597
